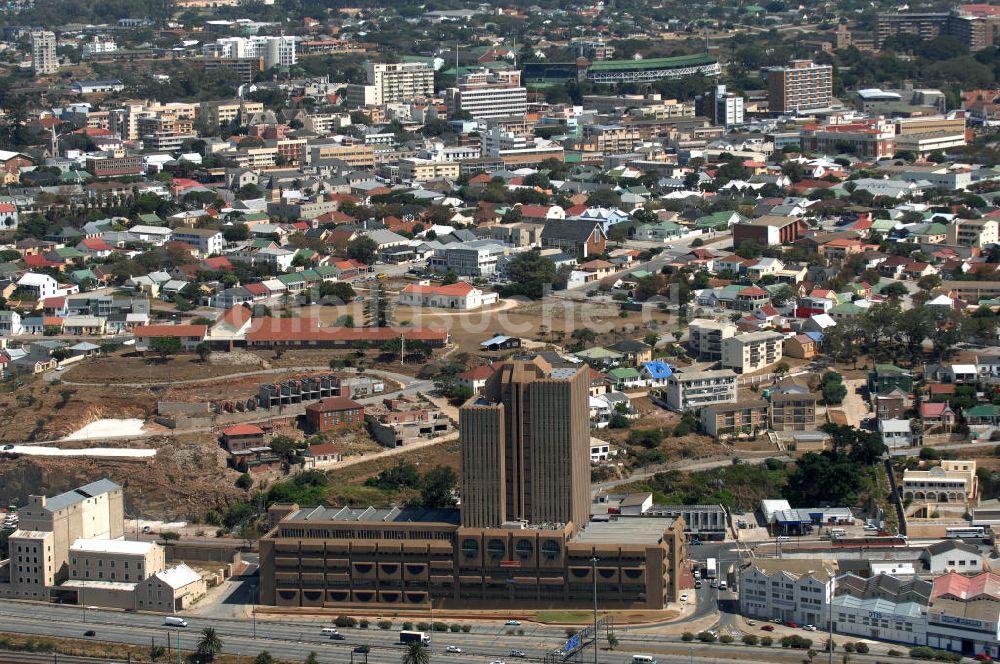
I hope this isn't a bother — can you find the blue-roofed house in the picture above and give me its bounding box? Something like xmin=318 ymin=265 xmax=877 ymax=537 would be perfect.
xmin=641 ymin=360 xmax=673 ymax=387
xmin=479 ymin=335 xmax=521 ymax=351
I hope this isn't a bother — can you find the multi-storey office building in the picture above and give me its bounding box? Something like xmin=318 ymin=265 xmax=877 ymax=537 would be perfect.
xmin=259 ymin=358 xmax=686 ymax=610
xmin=767 ymin=59 xmax=833 ymax=114
xmin=30 ymin=31 xmax=57 ymax=75
xmin=346 ymin=62 xmax=435 ymax=106
xmin=447 ymin=69 xmax=527 ymax=120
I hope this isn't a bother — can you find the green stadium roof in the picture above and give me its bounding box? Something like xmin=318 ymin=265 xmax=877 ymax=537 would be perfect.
xmin=587 ymin=53 xmax=717 ymax=72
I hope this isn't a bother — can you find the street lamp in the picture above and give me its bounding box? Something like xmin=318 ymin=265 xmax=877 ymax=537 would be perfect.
xmin=827 ymin=575 xmax=836 ymax=664
xmin=176 ymin=627 xmax=181 ymax=664
xmin=591 ymin=556 xmax=599 ymax=664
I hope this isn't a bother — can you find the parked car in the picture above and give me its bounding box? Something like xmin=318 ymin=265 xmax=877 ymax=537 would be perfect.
xmin=803 ymin=625 xmax=816 ymax=632
xmin=509 ymin=651 xmax=526 ymax=658
xmin=679 ymin=593 xmax=689 ymax=602
xmin=504 ymin=620 xmax=521 ymax=626
xmin=783 ymin=621 xmax=798 ymax=628
xmin=761 ymin=625 xmax=775 ymax=632
xmin=331 ymin=634 xmax=346 ymax=640
xmin=84 ymin=630 xmax=95 ymax=637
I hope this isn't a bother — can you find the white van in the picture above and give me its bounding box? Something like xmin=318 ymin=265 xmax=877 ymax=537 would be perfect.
xmin=164 ymin=617 xmax=188 ymax=627
xmin=322 ymin=627 xmax=339 ymax=635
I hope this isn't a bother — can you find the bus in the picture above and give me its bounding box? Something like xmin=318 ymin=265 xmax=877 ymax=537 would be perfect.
xmin=946 ymin=526 xmax=986 ymax=539
xmin=400 ymin=631 xmax=431 ymax=645
xmin=705 ymin=558 xmax=717 ymax=579
xmin=632 ymin=656 xmax=657 ymax=664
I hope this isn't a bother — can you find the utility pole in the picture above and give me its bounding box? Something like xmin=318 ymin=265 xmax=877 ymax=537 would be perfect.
xmin=827 ymin=576 xmax=835 ymax=664
xmin=591 ymin=556 xmax=599 ymax=664
xmin=176 ymin=628 xmax=181 ymax=664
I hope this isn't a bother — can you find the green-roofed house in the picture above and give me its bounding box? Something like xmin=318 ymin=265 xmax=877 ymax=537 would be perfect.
xmin=573 ymin=346 xmax=624 ymax=369
xmin=634 ymin=220 xmax=684 ymax=241
xmin=869 ymin=364 xmax=913 ymax=395
xmin=277 ymin=272 xmax=307 ymax=291
xmin=70 ymin=268 xmax=99 ymax=285
xmin=693 ymin=211 xmax=745 ymax=229
xmin=606 ymin=366 xmax=643 ymax=390
xmin=138 ymin=213 xmax=163 ymax=226
xmin=828 ymin=301 xmax=865 ymax=320
xmin=965 ymin=404 xmax=1000 ymax=426
xmin=870 ymin=219 xmax=896 ymax=236
xmin=50 ymin=246 xmax=85 ymax=262
xmin=910 ymin=222 xmax=948 ymax=244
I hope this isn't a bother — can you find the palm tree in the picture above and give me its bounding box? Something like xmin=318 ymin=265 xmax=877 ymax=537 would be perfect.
xmin=305 ymin=653 xmax=320 ymax=664
xmin=196 ymin=627 xmax=223 ymax=661
xmin=402 ymin=641 xmax=430 ymax=664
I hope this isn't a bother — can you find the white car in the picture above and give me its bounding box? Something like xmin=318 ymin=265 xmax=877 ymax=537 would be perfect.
xmin=803 ymin=625 xmax=817 ymax=632
xmin=446 ymin=646 xmax=462 ymax=653
xmin=504 ymin=620 xmax=521 ymax=626
xmin=679 ymin=593 xmax=690 ymax=602
xmin=490 ymin=660 xmax=506 ymax=664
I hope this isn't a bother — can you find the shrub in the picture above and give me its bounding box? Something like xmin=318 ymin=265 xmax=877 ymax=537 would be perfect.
xmin=402 ymin=621 xmax=413 ymax=630
xmin=566 ymin=628 xmax=578 ymax=637
xmin=843 ymin=643 xmax=855 ymax=653
xmin=334 ymin=616 xmax=357 ymax=628
xmin=696 ymin=631 xmax=717 ymax=643
xmin=719 ymin=634 xmax=734 ymax=644
xmin=359 ymin=619 xmax=369 ymax=629
xmin=517 ymin=629 xmax=524 ymax=635
xmin=461 ymin=625 xmax=471 ymax=633
xmin=854 ymin=642 xmax=869 ymax=654
xmin=432 ymin=622 xmax=448 ymax=632
xmin=449 ymin=624 xmax=461 ymax=633
xmin=742 ymin=635 xmax=758 ymax=646
xmin=377 ymin=620 xmax=391 ymax=630
xmin=888 ymin=650 xmax=903 ymax=657
xmin=780 ymin=635 xmax=812 ymax=650
xmin=416 ymin=622 xmax=431 ymax=631
xmin=681 ymin=632 xmax=694 ymax=642
xmin=160 ymin=531 xmax=180 ymax=540
xmin=910 ymin=647 xmax=935 ymax=660
xmin=760 ymin=637 xmax=773 ymax=647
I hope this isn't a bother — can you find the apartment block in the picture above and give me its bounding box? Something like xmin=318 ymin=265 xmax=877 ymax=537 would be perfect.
xmin=876 ymin=11 xmax=994 ymax=50
xmin=202 ymin=36 xmax=296 ymax=69
xmin=767 ymin=59 xmax=833 ymax=114
xmin=770 ymin=387 xmax=817 ymax=432
xmin=398 ymin=158 xmax=460 ymax=183
xmin=721 ymin=330 xmax=784 ymax=374
xmin=85 ymin=150 xmax=143 ymax=179
xmin=660 ymin=369 xmax=738 ymax=411
xmin=345 ymin=61 xmax=434 ymax=106
xmin=946 ymin=218 xmax=999 ymax=248
xmin=578 ymin=124 xmax=641 ymax=154
xmin=200 ymin=100 xmax=266 ymax=129
xmin=700 ymin=399 xmax=769 ymax=438
xmin=901 ymin=460 xmax=978 ymax=505
xmin=447 ymin=69 xmax=527 ymax=120
xmin=30 ymin=31 xmax=57 ymax=75
xmin=688 ymin=318 xmax=737 ymax=361
xmin=303 ymin=142 xmax=376 ymax=169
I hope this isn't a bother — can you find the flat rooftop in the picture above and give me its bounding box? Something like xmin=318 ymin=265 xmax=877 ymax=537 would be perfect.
xmin=287 ymin=505 xmax=462 ymax=525
xmin=574 ymin=517 xmax=675 ymax=545
xmin=70 ymin=538 xmax=155 ymax=555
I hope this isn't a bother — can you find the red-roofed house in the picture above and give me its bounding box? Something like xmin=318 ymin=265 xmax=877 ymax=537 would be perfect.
xmin=221 ymin=424 xmax=266 ymax=452
xmin=398 ymin=281 xmax=498 ymax=310
xmin=920 ymin=402 xmax=956 ymax=432
xmin=519 ymin=204 xmax=566 ymax=221
xmin=456 ymin=364 xmax=497 ymax=393
xmin=202 ymin=256 xmax=234 ymax=271
xmin=134 ymin=324 xmax=207 ymax=352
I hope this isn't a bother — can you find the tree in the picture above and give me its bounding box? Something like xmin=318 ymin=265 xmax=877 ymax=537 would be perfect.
xmin=196 ymin=627 xmax=223 ymax=661
xmin=254 ymin=652 xmax=275 ymax=664
xmin=346 ymin=236 xmax=378 ymax=264
xmin=223 ymin=224 xmax=249 ymax=242
xmin=501 ymin=250 xmax=557 ymax=300
xmin=820 ymin=371 xmax=847 ymax=405
xmin=420 ymin=465 xmax=458 ymax=508
xmin=305 ymin=653 xmax=320 ymax=664
xmin=236 ymin=473 xmax=253 ymax=490
xmin=150 ymin=336 xmax=182 ymax=360
xmin=318 ymin=281 xmax=356 ymax=304
xmin=195 ymin=342 xmax=211 ymax=363
xmin=881 ymin=282 xmax=909 ymax=300
xmin=402 ymin=641 xmax=430 ymax=664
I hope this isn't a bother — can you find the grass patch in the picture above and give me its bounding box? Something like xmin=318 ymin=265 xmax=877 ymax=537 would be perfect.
xmin=535 ymin=611 xmax=593 ymax=623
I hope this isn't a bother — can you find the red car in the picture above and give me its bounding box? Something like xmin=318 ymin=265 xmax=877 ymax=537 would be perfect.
xmin=761 ymin=625 xmax=775 ymax=632
xmin=783 ymin=621 xmax=798 ymax=628
xmin=974 ymin=654 xmax=993 ymax=663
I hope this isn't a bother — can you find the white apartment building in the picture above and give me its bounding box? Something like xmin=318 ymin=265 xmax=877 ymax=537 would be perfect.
xmin=171 ymin=228 xmax=225 ymax=256
xmin=721 ymin=330 xmax=785 ymax=374
xmin=688 ymin=318 xmax=737 ymax=361
xmin=82 ymin=37 xmax=118 ymax=58
xmin=447 ymin=69 xmax=527 ymax=120
xmin=740 ymin=560 xmax=838 ymax=627
xmin=345 ymin=62 xmax=435 ymax=106
xmin=946 ymin=218 xmax=999 ymax=248
xmin=202 ymin=36 xmax=297 ymax=69
xmin=428 ymin=240 xmax=506 ymax=277
xmin=30 ymin=31 xmax=57 ymax=75
xmin=659 ymin=369 xmax=738 ymax=411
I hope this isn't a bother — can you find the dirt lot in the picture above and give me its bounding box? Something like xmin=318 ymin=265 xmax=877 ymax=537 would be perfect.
xmin=0 ymin=430 xmax=245 ymax=521
xmin=308 ymin=297 xmax=679 ymax=353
